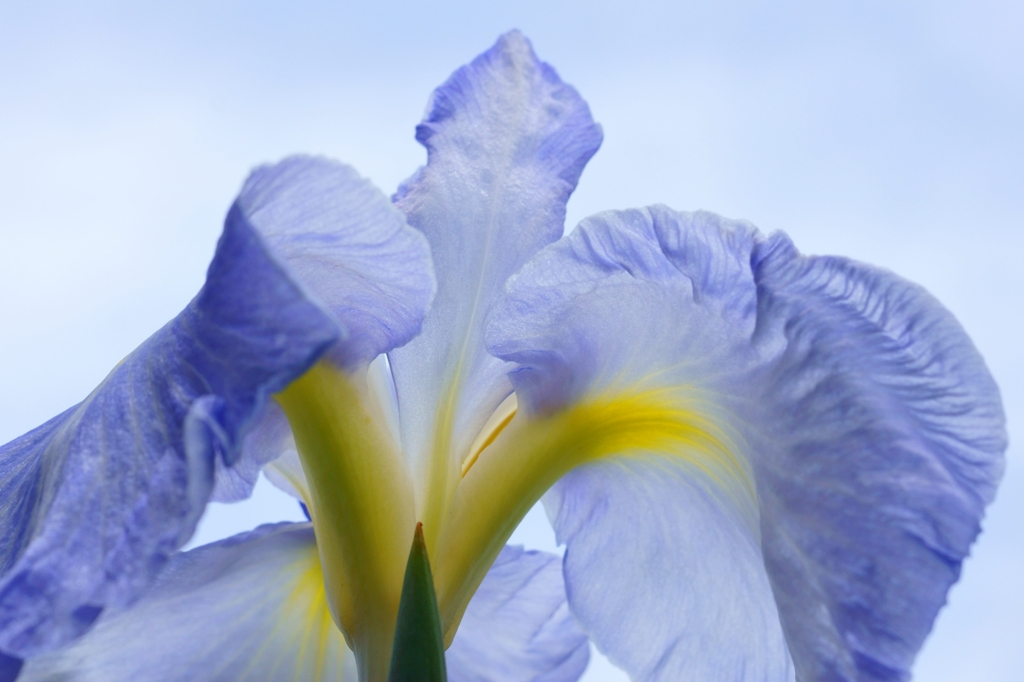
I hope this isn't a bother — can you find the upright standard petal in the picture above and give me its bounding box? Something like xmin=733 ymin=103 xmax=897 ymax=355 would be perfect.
xmin=485 ymin=206 xmax=1005 ymax=681
xmin=389 ymin=30 xmax=602 ymax=541
xmin=20 ymin=523 xmax=355 ymax=682
xmin=446 ymin=546 xmax=589 ymax=682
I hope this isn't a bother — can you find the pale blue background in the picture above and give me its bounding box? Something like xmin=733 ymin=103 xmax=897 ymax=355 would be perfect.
xmin=1 ymin=1 xmax=1021 ymax=680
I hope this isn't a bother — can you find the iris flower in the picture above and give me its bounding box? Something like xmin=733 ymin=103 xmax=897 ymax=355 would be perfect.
xmin=0 ymin=31 xmax=1005 ymax=682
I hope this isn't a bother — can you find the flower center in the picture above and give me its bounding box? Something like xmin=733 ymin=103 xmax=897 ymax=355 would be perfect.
xmin=276 ymin=361 xmax=754 ymax=678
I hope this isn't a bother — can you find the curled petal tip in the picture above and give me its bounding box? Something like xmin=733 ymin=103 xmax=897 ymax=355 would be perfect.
xmin=237 ymin=155 xmax=436 ymax=370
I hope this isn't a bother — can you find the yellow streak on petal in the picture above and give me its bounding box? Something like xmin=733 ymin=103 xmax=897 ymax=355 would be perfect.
xmin=461 ymin=393 xmax=518 ymax=477
xmin=287 ymin=552 xmax=347 ymax=681
xmin=230 ymin=544 xmax=348 ymax=682
xmin=435 ymin=386 xmax=753 ymax=644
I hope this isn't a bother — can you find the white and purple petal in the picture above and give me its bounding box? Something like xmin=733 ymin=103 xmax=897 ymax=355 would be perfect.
xmin=214 ymin=157 xmax=434 ymax=501
xmin=389 ymin=30 xmax=602 ymax=483
xmin=751 ymin=234 xmax=1005 ymax=681
xmin=20 ymin=533 xmax=588 ymax=682
xmin=0 ymin=198 xmax=338 ymax=659
xmin=239 ymin=156 xmax=435 ymax=373
xmin=488 ymin=206 xmax=763 ymax=413
xmin=488 ymin=206 xmax=1005 ymax=681
xmin=0 ymin=157 xmax=435 ymax=659
xmin=447 ymin=545 xmax=589 ymax=682
xmin=19 ymin=523 xmax=354 ymax=682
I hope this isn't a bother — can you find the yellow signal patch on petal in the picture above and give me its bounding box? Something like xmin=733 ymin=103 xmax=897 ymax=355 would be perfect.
xmin=287 ymin=551 xmax=342 ymax=682
xmin=434 ymin=386 xmax=754 ymax=643
xmin=224 ymin=541 xmax=353 ymax=682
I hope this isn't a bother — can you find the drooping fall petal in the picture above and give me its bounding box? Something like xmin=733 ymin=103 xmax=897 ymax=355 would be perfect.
xmin=487 ymin=205 xmax=1005 ymax=681
xmin=19 ymin=523 xmax=354 ymax=682
xmin=0 ymin=156 xmax=435 ymax=660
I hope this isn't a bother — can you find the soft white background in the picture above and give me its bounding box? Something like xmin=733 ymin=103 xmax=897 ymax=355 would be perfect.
xmin=1 ymin=1 xmax=1021 ymax=680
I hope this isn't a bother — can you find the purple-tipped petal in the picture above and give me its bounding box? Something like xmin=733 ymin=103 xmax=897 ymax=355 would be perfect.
xmin=389 ymin=31 xmax=603 ymax=479
xmin=0 ymin=202 xmax=338 ymax=658
xmin=0 ymin=156 xmax=435 ymax=658
xmin=20 ymin=523 xmax=354 ymax=681
xmin=751 ymin=233 xmax=1005 ymax=681
xmin=447 ymin=545 xmax=590 ymax=682
xmin=488 ymin=206 xmax=1005 ymax=681
xmin=210 ymin=156 xmax=434 ymax=501
xmin=240 ymin=156 xmax=436 ymax=372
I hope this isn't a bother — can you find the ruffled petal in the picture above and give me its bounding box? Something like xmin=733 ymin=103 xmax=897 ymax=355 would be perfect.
xmin=498 ymin=199 xmax=794 ymax=682
xmin=487 ymin=206 xmax=1005 ymax=681
xmin=750 ymin=233 xmax=1005 ymax=681
xmin=388 ymin=31 xmax=602 ymax=511
xmin=0 ymin=190 xmax=339 ymax=657
xmin=0 ymin=156 xmax=435 ymax=658
xmin=446 ymin=545 xmax=589 ymax=682
xmin=20 ymin=523 xmax=355 ymax=681
xmin=487 ymin=206 xmax=762 ymax=414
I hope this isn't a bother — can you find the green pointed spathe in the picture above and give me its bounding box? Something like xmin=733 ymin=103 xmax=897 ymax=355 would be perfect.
xmin=388 ymin=523 xmax=447 ymax=682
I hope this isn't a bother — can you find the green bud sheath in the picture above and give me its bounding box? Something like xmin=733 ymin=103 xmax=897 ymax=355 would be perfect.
xmin=388 ymin=523 xmax=447 ymax=682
